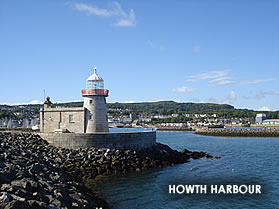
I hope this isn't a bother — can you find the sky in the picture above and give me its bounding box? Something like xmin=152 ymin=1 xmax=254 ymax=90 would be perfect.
xmin=0 ymin=0 xmax=278 ymax=111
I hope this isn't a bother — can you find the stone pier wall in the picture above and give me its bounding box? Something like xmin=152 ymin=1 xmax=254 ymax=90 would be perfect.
xmin=195 ymin=128 xmax=279 ymax=137
xmin=40 ymin=131 xmax=156 ymax=149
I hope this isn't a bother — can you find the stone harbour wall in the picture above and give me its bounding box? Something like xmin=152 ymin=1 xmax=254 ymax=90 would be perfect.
xmin=195 ymin=128 xmax=279 ymax=137
xmin=40 ymin=131 xmax=156 ymax=149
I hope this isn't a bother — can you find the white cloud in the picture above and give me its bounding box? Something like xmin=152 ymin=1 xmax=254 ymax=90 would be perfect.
xmin=108 ymin=100 xmax=135 ymax=103
xmin=0 ymin=100 xmax=43 ymax=105
xmin=186 ymin=70 xmax=228 ymax=82
xmin=209 ymin=77 xmax=232 ymax=83
xmin=29 ymin=100 xmax=43 ymax=105
xmin=114 ymin=8 xmax=136 ymax=27
xmin=185 ymin=70 xmax=235 ymax=87
xmin=123 ymin=100 xmax=135 ymax=103
xmin=258 ymin=106 xmax=271 ymax=111
xmin=74 ymin=3 xmax=111 ymax=16
xmin=72 ymin=2 xmax=136 ymax=27
xmin=240 ymin=78 xmax=276 ymax=85
xmin=209 ymin=76 xmax=235 ymax=86
xmin=173 ymin=86 xmax=196 ymax=93
xmin=109 ymin=1 xmax=127 ymax=17
xmin=185 ymin=70 xmax=275 ymax=87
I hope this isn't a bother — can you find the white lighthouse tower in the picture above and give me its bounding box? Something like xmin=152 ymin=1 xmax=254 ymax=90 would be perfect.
xmin=81 ymin=66 xmax=109 ymax=133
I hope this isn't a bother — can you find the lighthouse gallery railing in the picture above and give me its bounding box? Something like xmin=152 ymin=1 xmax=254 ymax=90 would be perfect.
xmin=81 ymin=89 xmax=109 ymax=96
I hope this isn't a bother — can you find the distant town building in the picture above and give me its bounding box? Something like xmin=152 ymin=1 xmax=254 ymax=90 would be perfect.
xmin=7 ymin=119 xmax=14 ymax=129
xmin=262 ymin=119 xmax=279 ymax=125
xmin=160 ymin=123 xmax=187 ymax=127
xmin=140 ymin=117 xmax=152 ymax=122
xmin=129 ymin=113 xmax=137 ymax=121
xmin=22 ymin=118 xmax=30 ymax=128
xmin=153 ymin=115 xmax=169 ymax=119
xmin=31 ymin=118 xmax=40 ymax=126
xmin=255 ymin=113 xmax=267 ymax=124
xmin=120 ymin=117 xmax=132 ymax=123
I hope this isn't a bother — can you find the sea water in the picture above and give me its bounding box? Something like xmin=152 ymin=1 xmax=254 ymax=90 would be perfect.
xmin=88 ymin=130 xmax=279 ymax=208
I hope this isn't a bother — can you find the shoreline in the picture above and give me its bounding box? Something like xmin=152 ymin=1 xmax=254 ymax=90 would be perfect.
xmin=156 ymin=127 xmax=193 ymax=131
xmin=0 ymin=131 xmax=216 ymax=208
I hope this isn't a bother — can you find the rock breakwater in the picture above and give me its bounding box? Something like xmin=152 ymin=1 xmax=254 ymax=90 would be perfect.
xmin=64 ymin=144 xmax=215 ymax=181
xmin=0 ymin=132 xmax=215 ymax=208
xmin=195 ymin=128 xmax=279 ymax=137
xmin=156 ymin=126 xmax=193 ymax=131
xmin=0 ymin=132 xmax=108 ymax=209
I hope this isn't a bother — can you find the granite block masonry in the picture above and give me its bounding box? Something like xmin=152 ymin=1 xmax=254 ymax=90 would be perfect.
xmin=40 ymin=131 xmax=156 ymax=149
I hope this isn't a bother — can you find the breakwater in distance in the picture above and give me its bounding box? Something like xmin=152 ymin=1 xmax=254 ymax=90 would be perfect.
xmin=156 ymin=126 xmax=193 ymax=131
xmin=0 ymin=132 xmax=218 ymax=209
xmin=195 ymin=127 xmax=279 ymax=137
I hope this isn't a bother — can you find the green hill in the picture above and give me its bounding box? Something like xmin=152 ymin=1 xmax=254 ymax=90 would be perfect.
xmin=1 ymin=101 xmax=279 ymax=119
xmin=49 ymin=100 xmax=279 ymax=119
xmin=108 ymin=101 xmax=234 ymax=114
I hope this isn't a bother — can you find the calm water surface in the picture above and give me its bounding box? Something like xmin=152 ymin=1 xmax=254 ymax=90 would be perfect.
xmin=89 ymin=131 xmax=279 ymax=208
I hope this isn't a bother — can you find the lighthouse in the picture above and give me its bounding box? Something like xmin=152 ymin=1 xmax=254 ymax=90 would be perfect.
xmin=40 ymin=65 xmax=156 ymax=149
xmin=81 ymin=66 xmax=109 ymax=133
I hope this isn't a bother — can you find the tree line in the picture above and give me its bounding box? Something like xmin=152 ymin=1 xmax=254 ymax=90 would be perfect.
xmin=1 ymin=101 xmax=279 ymax=120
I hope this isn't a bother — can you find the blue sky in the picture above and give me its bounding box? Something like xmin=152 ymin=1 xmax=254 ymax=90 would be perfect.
xmin=0 ymin=0 xmax=278 ymax=111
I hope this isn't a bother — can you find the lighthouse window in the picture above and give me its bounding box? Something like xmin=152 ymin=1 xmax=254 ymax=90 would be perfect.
xmin=69 ymin=114 xmax=74 ymax=123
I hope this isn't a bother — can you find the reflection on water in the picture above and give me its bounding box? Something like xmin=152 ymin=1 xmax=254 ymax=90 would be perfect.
xmin=88 ymin=131 xmax=279 ymax=208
